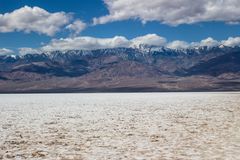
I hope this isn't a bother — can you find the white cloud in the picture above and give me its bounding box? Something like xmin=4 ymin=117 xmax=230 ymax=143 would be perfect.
xmin=222 ymin=37 xmax=240 ymax=47
xmin=131 ymin=34 xmax=166 ymax=47
xmin=167 ymin=41 xmax=190 ymax=49
xmin=18 ymin=47 xmax=42 ymax=56
xmin=199 ymin=37 xmax=220 ymax=47
xmin=191 ymin=37 xmax=220 ymax=48
xmin=42 ymin=34 xmax=167 ymax=51
xmin=94 ymin=0 xmax=240 ymax=25
xmin=0 ymin=6 xmax=71 ymax=36
xmin=66 ymin=20 xmax=87 ymax=36
xmin=167 ymin=37 xmax=221 ymax=49
xmin=0 ymin=48 xmax=14 ymax=55
xmin=42 ymin=36 xmax=130 ymax=51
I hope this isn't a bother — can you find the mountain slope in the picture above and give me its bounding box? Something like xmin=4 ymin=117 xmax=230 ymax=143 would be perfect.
xmin=185 ymin=52 xmax=240 ymax=76
xmin=0 ymin=46 xmax=240 ymax=92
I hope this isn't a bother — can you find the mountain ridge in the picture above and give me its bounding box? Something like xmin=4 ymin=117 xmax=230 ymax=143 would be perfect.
xmin=0 ymin=46 xmax=240 ymax=92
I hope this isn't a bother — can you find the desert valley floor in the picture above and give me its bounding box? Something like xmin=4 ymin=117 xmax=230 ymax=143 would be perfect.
xmin=0 ymin=93 xmax=240 ymax=160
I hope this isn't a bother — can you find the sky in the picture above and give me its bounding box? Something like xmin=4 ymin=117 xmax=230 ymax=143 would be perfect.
xmin=1 ymin=0 xmax=240 ymax=55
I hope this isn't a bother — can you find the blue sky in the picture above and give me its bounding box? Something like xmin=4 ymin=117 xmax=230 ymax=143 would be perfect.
xmin=0 ymin=0 xmax=240 ymax=54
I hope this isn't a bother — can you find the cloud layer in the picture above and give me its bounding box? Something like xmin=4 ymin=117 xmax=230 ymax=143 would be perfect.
xmin=0 ymin=6 xmax=71 ymax=36
xmin=41 ymin=34 xmax=169 ymax=51
xmin=18 ymin=47 xmax=42 ymax=56
xmin=131 ymin=34 xmax=166 ymax=47
xmin=94 ymin=0 xmax=240 ymax=25
xmin=0 ymin=34 xmax=236 ymax=55
xmin=167 ymin=41 xmax=190 ymax=49
xmin=42 ymin=36 xmax=130 ymax=51
xmin=32 ymin=35 xmax=240 ymax=53
xmin=222 ymin=37 xmax=240 ymax=47
xmin=0 ymin=48 xmax=14 ymax=55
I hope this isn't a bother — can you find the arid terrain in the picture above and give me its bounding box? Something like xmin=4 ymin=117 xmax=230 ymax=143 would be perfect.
xmin=1 ymin=47 xmax=240 ymax=92
xmin=0 ymin=93 xmax=240 ymax=159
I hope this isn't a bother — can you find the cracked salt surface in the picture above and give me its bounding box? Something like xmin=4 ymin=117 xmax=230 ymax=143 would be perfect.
xmin=0 ymin=92 xmax=240 ymax=160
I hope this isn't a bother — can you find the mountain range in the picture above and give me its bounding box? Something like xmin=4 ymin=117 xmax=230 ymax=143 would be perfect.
xmin=0 ymin=45 xmax=240 ymax=92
